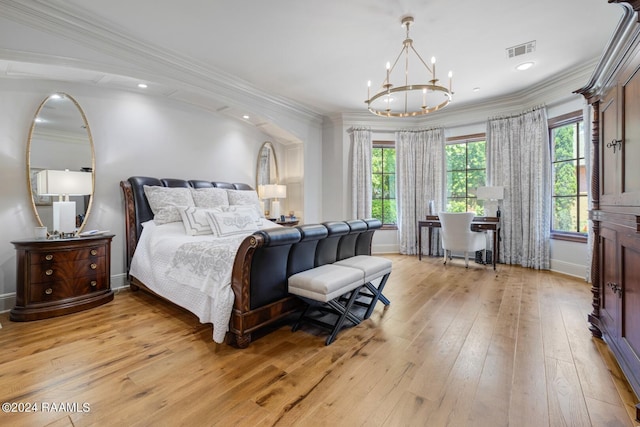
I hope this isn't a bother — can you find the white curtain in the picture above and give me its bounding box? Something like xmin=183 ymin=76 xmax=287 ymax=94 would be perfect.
xmin=486 ymin=106 xmax=551 ymax=269
xmin=349 ymin=128 xmax=372 ymax=219
xmin=396 ymin=128 xmax=445 ymax=255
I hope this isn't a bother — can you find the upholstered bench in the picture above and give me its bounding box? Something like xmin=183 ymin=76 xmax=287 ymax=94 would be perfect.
xmin=334 ymin=255 xmax=392 ymax=319
xmin=288 ymin=264 xmax=364 ymax=345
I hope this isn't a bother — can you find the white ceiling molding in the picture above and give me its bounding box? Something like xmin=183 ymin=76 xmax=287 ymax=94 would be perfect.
xmin=0 ymin=0 xmax=323 ymax=126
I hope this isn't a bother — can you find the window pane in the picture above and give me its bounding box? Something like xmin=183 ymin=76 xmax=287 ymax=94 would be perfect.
xmin=446 ymin=140 xmax=487 ymax=212
xmin=372 ymin=144 xmax=397 ymax=226
xmin=383 ymin=148 xmax=396 ymax=173
xmin=467 ymin=141 xmax=486 ymax=169
xmin=578 ymin=158 xmax=587 ymax=194
xmin=372 ymin=148 xmax=383 ymax=173
xmin=553 ymin=124 xmax=576 ymax=162
xmin=372 ymin=174 xmax=382 ymax=199
xmin=553 ymin=160 xmax=577 ymax=196
xmin=467 ymin=170 xmax=486 ymax=196
xmin=448 ymin=171 xmax=466 ymax=197
xmin=446 ymin=144 xmax=466 ymax=171
xmin=578 ymin=195 xmax=588 ymax=233
xmin=553 ymin=196 xmax=577 ymax=232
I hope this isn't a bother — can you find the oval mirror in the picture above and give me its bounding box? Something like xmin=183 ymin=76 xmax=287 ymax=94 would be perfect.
xmin=27 ymin=93 xmax=95 ymax=235
xmin=256 ymin=141 xmax=279 ymax=215
xmin=256 ymin=141 xmax=279 ymax=188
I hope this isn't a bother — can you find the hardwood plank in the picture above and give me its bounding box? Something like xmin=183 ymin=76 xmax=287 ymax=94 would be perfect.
xmin=0 ymin=254 xmax=637 ymax=426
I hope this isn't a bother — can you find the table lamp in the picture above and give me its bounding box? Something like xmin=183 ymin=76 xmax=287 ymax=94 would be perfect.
xmin=37 ymin=169 xmax=92 ymax=236
xmin=476 ymin=186 xmax=504 ymax=217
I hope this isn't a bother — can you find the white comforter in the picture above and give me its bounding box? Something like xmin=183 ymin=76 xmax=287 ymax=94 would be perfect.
xmin=129 ymin=219 xmax=279 ymax=343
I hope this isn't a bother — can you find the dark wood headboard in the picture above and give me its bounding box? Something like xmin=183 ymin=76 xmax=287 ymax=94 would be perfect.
xmin=120 ymin=176 xmax=253 ymax=272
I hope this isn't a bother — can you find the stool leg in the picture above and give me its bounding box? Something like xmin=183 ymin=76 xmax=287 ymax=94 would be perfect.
xmin=292 ymin=304 xmax=312 ymax=332
xmin=363 ymin=273 xmax=390 ymax=319
xmin=326 ymin=286 xmax=362 ymax=345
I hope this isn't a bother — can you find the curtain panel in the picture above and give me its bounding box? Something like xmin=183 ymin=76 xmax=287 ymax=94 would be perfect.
xmin=486 ymin=106 xmax=551 ymax=269
xmin=396 ymin=128 xmax=445 ymax=255
xmin=349 ymin=128 xmax=372 ymax=219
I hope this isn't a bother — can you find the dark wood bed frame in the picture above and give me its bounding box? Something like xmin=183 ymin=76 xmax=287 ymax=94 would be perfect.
xmin=120 ymin=177 xmax=302 ymax=348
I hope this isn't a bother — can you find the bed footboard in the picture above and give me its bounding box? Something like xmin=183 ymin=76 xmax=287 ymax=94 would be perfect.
xmin=229 ymin=228 xmax=304 ymax=348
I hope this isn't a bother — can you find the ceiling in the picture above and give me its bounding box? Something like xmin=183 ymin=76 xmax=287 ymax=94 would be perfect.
xmin=0 ymin=0 xmax=626 ymax=121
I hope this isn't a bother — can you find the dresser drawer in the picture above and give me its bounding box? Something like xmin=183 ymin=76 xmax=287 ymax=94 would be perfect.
xmin=11 ymin=234 xmax=114 ymax=321
xmin=30 ymin=258 xmax=106 ymax=284
xmin=30 ymin=245 xmax=105 ymax=264
xmin=29 ymin=276 xmax=108 ymax=303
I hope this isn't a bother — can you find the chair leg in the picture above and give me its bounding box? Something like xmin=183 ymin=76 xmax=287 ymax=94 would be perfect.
xmin=465 ymin=252 xmax=469 ymax=268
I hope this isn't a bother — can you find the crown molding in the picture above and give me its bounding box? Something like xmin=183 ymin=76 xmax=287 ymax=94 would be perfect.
xmin=0 ymin=0 xmax=323 ymax=126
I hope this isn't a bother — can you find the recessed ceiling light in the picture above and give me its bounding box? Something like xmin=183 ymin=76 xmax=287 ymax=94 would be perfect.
xmin=242 ymin=114 xmax=250 ymax=120
xmin=137 ymin=83 xmax=148 ymax=89
xmin=516 ymin=61 xmax=534 ymax=71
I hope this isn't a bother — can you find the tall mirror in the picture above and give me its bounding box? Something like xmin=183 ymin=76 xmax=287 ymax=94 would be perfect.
xmin=27 ymin=93 xmax=95 ymax=235
xmin=256 ymin=141 xmax=279 ymax=216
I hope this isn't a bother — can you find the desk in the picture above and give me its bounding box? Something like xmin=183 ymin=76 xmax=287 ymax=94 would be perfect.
xmin=417 ymin=215 xmax=501 ymax=270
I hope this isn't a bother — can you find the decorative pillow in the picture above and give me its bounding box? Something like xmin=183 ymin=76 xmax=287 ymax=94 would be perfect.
xmin=179 ymin=207 xmax=217 ymax=235
xmin=190 ymin=187 xmax=229 ymax=208
xmin=205 ymin=209 xmax=259 ymax=237
xmin=226 ymin=189 xmax=264 ymax=218
xmin=143 ymin=185 xmax=195 ymax=224
xmin=220 ymin=205 xmax=262 ymax=226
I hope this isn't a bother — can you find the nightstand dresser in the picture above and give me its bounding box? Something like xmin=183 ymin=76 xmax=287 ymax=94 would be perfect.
xmin=10 ymin=234 xmax=114 ymax=321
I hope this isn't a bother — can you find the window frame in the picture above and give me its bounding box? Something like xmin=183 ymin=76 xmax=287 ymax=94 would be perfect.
xmin=549 ymin=110 xmax=587 ymax=243
xmin=445 ymin=133 xmax=487 ymax=214
xmin=371 ymin=140 xmax=397 ymax=230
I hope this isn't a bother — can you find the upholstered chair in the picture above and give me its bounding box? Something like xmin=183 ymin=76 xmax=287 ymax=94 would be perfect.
xmin=438 ymin=212 xmax=486 ymax=268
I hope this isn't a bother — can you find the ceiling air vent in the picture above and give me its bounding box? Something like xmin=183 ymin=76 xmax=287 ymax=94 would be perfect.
xmin=506 ymin=41 xmax=536 ymax=58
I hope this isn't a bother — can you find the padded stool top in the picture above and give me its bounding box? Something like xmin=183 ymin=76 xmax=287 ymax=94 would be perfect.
xmin=288 ymin=264 xmax=363 ymax=302
xmin=335 ymin=255 xmax=392 ymax=282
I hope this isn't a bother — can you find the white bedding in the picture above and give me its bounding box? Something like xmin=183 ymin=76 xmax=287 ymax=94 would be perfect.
xmin=129 ymin=218 xmax=281 ymax=343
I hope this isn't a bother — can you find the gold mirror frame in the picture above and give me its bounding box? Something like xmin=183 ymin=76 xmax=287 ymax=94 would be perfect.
xmin=26 ymin=93 xmax=95 ymax=235
xmin=255 ymin=141 xmax=279 ymax=189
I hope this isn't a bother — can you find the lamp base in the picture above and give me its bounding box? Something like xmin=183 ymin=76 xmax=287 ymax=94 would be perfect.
xmin=53 ymin=200 xmax=76 ymax=234
xmin=271 ymin=200 xmax=281 ymax=219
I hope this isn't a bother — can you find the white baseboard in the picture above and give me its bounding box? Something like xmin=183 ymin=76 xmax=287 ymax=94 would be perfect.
xmin=372 ymin=244 xmax=399 ymax=254
xmin=549 ymin=259 xmax=588 ymax=280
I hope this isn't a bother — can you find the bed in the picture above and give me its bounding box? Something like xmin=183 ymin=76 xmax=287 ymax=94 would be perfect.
xmin=120 ymin=176 xmax=303 ymax=348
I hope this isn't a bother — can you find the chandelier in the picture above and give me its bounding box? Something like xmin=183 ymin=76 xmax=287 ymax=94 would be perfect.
xmin=366 ymin=16 xmax=453 ymax=118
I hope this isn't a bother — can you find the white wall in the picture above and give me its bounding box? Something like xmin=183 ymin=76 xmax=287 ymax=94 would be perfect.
xmin=0 ymin=78 xmax=323 ymax=311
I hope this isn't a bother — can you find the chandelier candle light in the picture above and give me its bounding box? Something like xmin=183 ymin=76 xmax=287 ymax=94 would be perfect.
xmin=366 ymin=16 xmax=453 ymax=118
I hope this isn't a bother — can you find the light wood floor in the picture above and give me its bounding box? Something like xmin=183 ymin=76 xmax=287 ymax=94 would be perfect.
xmin=0 ymin=254 xmax=638 ymax=426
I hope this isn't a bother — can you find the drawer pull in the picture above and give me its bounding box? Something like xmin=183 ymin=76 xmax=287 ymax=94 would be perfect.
xmin=90 ymin=263 xmax=97 ymax=270
xmin=90 ymin=249 xmax=98 ymax=256
xmin=90 ymin=280 xmax=97 ymax=287
xmin=45 ymin=288 xmax=53 ymax=295
xmin=45 ymin=254 xmax=54 ymax=261
xmin=45 ymin=269 xmax=54 ymax=276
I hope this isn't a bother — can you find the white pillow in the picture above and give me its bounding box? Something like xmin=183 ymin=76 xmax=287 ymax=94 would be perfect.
xmin=179 ymin=207 xmax=217 ymax=235
xmin=221 ymin=205 xmax=262 ymax=226
xmin=143 ymin=185 xmax=195 ymax=224
xmin=190 ymin=187 xmax=229 ymax=208
xmin=205 ymin=209 xmax=259 ymax=237
xmin=226 ymin=189 xmax=264 ymax=218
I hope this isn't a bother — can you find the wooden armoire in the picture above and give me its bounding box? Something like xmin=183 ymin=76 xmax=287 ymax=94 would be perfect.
xmin=576 ymin=1 xmax=640 ymax=420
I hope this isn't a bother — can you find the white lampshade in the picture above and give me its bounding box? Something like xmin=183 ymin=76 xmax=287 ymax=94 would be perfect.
xmin=37 ymin=169 xmax=92 ymax=196
xmin=261 ymin=184 xmax=286 ymax=200
xmin=476 ymin=186 xmax=504 ymax=201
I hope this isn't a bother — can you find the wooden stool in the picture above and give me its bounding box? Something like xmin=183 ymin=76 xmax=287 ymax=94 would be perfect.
xmin=288 ymin=264 xmax=364 ymax=345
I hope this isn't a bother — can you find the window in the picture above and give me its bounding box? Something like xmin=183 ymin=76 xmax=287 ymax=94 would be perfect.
xmin=550 ymin=112 xmax=586 ymax=237
xmin=445 ymin=137 xmax=486 ymax=214
xmin=371 ymin=141 xmax=397 ymax=226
